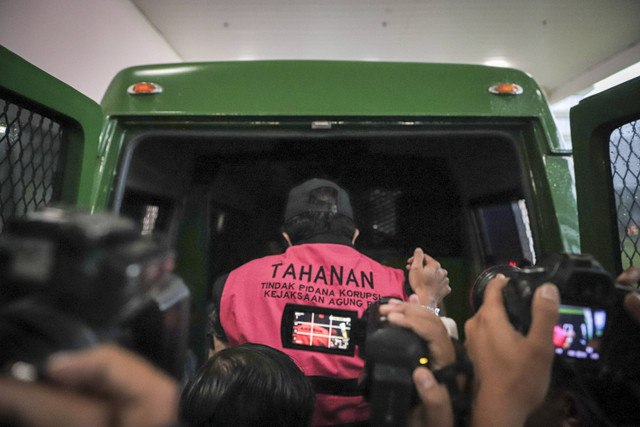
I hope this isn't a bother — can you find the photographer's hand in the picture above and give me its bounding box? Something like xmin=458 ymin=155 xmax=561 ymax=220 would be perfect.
xmin=410 ymin=367 xmax=454 ymax=427
xmin=0 ymin=376 xmax=111 ymax=426
xmin=407 ymin=248 xmax=451 ymax=308
xmin=0 ymin=344 xmax=179 ymax=427
xmin=615 ymin=266 xmax=640 ymax=286
xmin=381 ymin=296 xmax=456 ymax=427
xmin=625 ymin=292 xmax=640 ymax=325
xmin=380 ymin=296 xmax=455 ymax=369
xmin=615 ymin=267 xmax=640 ymax=325
xmin=464 ymin=275 xmax=559 ymax=427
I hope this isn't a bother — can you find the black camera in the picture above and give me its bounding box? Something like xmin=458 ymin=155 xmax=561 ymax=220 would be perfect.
xmin=470 ymin=253 xmax=640 ymax=425
xmin=471 ymin=253 xmax=614 ymax=361
xmin=280 ymin=298 xmax=429 ymax=427
xmin=0 ymin=207 xmax=191 ymax=380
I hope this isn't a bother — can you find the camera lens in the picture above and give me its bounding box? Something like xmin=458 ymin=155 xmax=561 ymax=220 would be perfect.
xmin=470 ymin=264 xmax=520 ymax=311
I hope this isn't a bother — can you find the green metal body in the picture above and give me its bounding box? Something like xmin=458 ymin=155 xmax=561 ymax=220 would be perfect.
xmin=97 ymin=60 xmax=578 ymax=249
xmin=103 ymin=61 xmax=562 ymax=143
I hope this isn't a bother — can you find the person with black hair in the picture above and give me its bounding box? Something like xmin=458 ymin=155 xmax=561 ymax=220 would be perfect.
xmin=179 ymin=343 xmax=315 ymax=427
xmin=209 ymin=178 xmax=451 ymax=426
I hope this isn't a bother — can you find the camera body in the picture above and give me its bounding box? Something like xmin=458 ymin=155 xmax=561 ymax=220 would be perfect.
xmin=281 ymin=297 xmax=429 ymax=426
xmin=0 ymin=207 xmax=191 ymax=380
xmin=471 ymin=253 xmax=640 ymax=424
xmin=360 ymin=299 xmax=428 ymax=427
xmin=471 ymin=253 xmax=614 ymax=340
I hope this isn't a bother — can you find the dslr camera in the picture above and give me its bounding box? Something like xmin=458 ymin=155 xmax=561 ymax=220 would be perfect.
xmin=0 ymin=207 xmax=191 ymax=380
xmin=280 ymin=298 xmax=429 ymax=427
xmin=471 ymin=253 xmax=613 ymax=359
xmin=470 ymin=253 xmax=640 ymax=425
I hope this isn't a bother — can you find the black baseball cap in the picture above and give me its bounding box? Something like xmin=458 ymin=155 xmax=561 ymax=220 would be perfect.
xmin=284 ymin=179 xmax=354 ymax=222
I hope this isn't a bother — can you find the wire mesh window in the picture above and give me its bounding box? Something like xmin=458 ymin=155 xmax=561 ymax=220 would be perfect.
xmin=0 ymin=97 xmax=65 ymax=235
xmin=367 ymin=188 xmax=402 ymax=246
xmin=609 ymin=119 xmax=640 ymax=270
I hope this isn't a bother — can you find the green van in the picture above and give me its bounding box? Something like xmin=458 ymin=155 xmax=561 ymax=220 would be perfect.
xmin=1 ymin=45 xmax=638 ymax=361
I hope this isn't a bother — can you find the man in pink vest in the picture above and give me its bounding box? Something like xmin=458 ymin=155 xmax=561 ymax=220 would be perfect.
xmin=209 ymin=178 xmax=450 ymax=426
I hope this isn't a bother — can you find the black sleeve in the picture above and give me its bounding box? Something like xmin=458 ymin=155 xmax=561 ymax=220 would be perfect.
xmin=208 ymin=273 xmax=230 ymax=343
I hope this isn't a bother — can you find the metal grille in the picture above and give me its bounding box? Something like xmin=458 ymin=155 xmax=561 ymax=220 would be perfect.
xmin=0 ymin=97 xmax=65 ymax=234
xmin=609 ymin=119 xmax=640 ymax=270
xmin=368 ymin=188 xmax=402 ymax=246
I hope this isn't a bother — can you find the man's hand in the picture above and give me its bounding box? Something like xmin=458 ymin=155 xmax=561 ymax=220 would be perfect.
xmin=464 ymin=275 xmax=559 ymax=427
xmin=407 ymin=248 xmax=451 ymax=308
xmin=0 ymin=344 xmax=179 ymax=427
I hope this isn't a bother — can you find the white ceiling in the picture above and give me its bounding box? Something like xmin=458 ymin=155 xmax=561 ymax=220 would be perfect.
xmin=131 ymin=0 xmax=640 ymax=103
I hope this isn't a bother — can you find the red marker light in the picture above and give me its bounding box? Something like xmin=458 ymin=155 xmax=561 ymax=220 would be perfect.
xmin=127 ymin=82 xmax=163 ymax=95
xmin=509 ymin=261 xmax=518 ymax=267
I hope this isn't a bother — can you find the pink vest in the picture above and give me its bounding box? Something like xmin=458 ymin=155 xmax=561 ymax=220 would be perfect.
xmin=220 ymin=243 xmax=407 ymax=426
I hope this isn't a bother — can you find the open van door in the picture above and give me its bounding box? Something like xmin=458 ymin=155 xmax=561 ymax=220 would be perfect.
xmin=572 ymin=76 xmax=640 ymax=275
xmin=0 ymin=48 xmax=191 ymax=379
xmin=0 ymin=46 xmax=104 ymax=233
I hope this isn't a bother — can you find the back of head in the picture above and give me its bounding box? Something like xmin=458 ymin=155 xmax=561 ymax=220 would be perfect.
xmin=179 ymin=343 xmax=315 ymax=427
xmin=282 ymin=178 xmax=356 ymax=245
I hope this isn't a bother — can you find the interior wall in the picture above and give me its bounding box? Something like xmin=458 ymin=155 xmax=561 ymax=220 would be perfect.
xmin=0 ymin=0 xmax=181 ymax=103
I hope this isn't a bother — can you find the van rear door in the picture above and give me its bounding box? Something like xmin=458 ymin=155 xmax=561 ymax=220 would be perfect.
xmin=0 ymin=46 xmax=104 ymax=233
xmin=571 ymin=76 xmax=640 ymax=274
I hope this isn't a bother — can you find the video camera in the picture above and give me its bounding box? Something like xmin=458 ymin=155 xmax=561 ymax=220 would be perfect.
xmin=470 ymin=253 xmax=640 ymax=425
xmin=280 ymin=298 xmax=429 ymax=427
xmin=0 ymin=207 xmax=191 ymax=380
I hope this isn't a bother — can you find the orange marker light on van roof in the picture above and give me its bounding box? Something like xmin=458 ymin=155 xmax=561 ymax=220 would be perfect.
xmin=489 ymin=83 xmax=523 ymax=95
xmin=127 ymin=82 xmax=163 ymax=95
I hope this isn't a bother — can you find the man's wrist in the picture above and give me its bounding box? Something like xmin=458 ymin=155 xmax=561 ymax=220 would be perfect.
xmin=424 ymin=305 xmax=440 ymax=316
xmin=415 ymin=290 xmax=439 ymax=310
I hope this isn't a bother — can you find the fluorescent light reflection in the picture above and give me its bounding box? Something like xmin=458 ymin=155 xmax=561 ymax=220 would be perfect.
xmin=484 ymin=58 xmax=511 ymax=68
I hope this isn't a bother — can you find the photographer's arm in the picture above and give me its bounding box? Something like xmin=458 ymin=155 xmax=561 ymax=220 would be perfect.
xmin=406 ymin=248 xmax=451 ymax=309
xmin=464 ymin=276 xmax=559 ymax=427
xmin=0 ymin=344 xmax=179 ymax=427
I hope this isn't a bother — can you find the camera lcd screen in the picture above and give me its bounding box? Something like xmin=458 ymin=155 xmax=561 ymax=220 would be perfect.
xmin=553 ymin=304 xmax=606 ymax=360
xmin=281 ymin=304 xmax=359 ymax=356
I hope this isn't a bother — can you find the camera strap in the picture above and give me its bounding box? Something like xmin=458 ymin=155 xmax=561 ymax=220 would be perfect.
xmin=432 ymin=340 xmax=473 ymax=427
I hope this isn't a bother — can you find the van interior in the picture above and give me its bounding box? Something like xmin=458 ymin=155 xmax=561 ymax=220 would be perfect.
xmin=114 ymin=123 xmax=538 ymax=359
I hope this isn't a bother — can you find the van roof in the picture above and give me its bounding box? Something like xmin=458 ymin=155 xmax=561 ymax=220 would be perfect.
xmin=101 ymin=60 xmax=564 ymax=150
